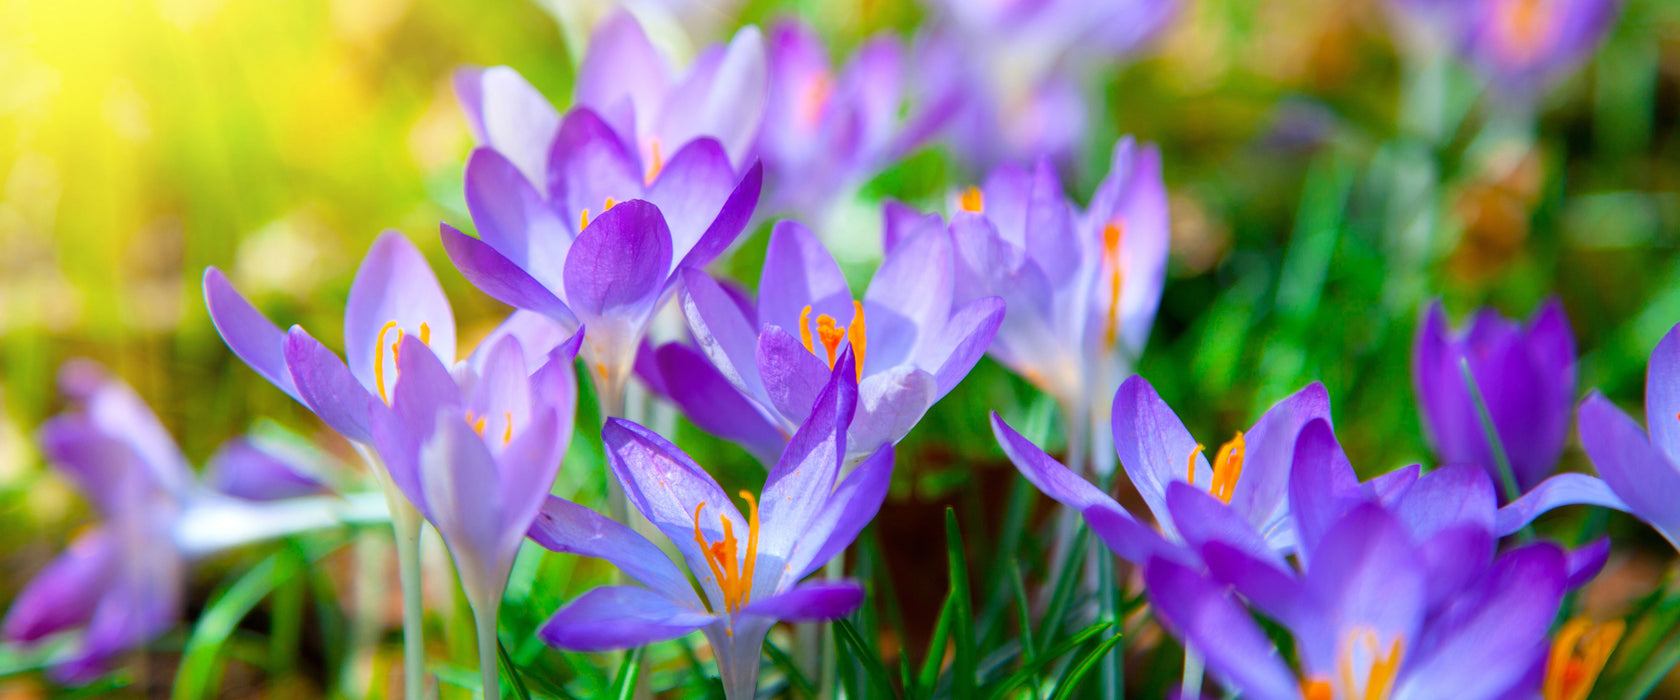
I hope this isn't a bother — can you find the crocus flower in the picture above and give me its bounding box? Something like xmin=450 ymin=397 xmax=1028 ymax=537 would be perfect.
xmin=454 ymin=9 xmax=765 ymax=185
xmin=951 ymin=138 xmax=1169 ymax=471
xmin=677 ymin=216 xmax=1003 ymax=462
xmin=1413 ymin=300 xmax=1575 ymax=495
xmin=992 ymin=375 xmax=1330 ymax=563
xmin=4 ymin=362 xmax=377 ymax=683
xmin=370 ymin=329 xmax=580 ymax=699
xmin=1460 ymin=0 xmax=1619 ymax=99
xmin=919 ymin=0 xmax=1176 ymax=168
xmin=1146 ymin=503 xmax=1574 ymax=700
xmin=1500 ymin=321 xmax=1680 ymax=550
xmin=531 ymin=354 xmax=892 ymax=699
xmin=443 ymin=140 xmax=761 ymax=412
xmin=754 ymin=19 xmax=957 ymax=219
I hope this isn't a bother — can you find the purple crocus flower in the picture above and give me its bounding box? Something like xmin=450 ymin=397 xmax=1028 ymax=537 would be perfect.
xmin=369 ymin=329 xmax=580 ymax=699
xmin=1413 ymin=300 xmax=1575 ymax=495
xmin=676 ymin=216 xmax=1003 ymax=462
xmin=950 ymin=138 xmax=1169 ymax=469
xmin=754 ymin=19 xmax=957 ymax=218
xmin=1460 ymin=0 xmax=1619 ymax=99
xmin=531 ymin=354 xmax=892 ymax=699
xmin=1147 ymin=503 xmax=1572 ymax=700
xmin=990 ymin=375 xmax=1329 ymax=563
xmin=4 ymin=362 xmax=365 ymax=683
xmin=443 ymin=141 xmax=761 ymax=412
xmin=919 ymin=0 xmax=1176 ymax=168
xmin=1499 ymin=321 xmax=1680 ymax=550
xmin=455 ymin=9 xmax=765 ymax=184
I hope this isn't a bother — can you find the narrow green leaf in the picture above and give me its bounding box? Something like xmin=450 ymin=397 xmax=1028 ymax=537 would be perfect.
xmin=497 ymin=637 xmax=533 ymax=700
xmin=173 ymin=555 xmax=286 ymax=700
xmin=764 ymin=638 xmax=817 ymax=698
xmin=916 ymin=595 xmax=957 ymax=694
xmin=983 ymin=622 xmax=1116 ymax=700
xmin=833 ymin=619 xmax=898 ymax=700
xmin=1008 ymin=559 xmax=1037 ymax=664
xmin=1038 ymin=524 xmax=1091 ymax=646
xmin=608 ymin=647 xmax=646 ymax=700
xmin=1048 ymin=630 xmax=1127 ymax=700
xmin=945 ymin=508 xmax=977 ymax=698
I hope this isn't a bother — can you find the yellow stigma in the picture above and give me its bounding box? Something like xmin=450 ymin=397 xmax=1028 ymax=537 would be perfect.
xmin=796 ymin=302 xmax=868 ymax=379
xmin=1101 ymin=220 xmax=1126 ymax=349
xmin=1543 ymin=617 xmax=1623 ymax=700
xmin=1186 ymin=431 xmax=1246 ymax=503
xmin=645 ymin=139 xmax=665 ymax=185
xmin=690 ymin=491 xmax=762 ymax=614
xmin=374 ymin=320 xmax=430 ymax=405
xmin=1304 ymin=629 xmax=1402 ymax=700
xmin=959 ymin=186 xmax=984 ymax=213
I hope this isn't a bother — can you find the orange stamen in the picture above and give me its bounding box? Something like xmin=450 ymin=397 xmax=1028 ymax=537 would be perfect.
xmin=502 ymin=410 xmax=513 ymax=445
xmin=1187 ymin=443 xmax=1205 ymax=486
xmin=374 ymin=320 xmax=399 ymax=404
xmin=692 ymin=502 xmax=730 ymax=612
xmin=737 ymin=490 xmax=759 ymax=607
xmin=847 ymin=300 xmax=867 ymax=380
xmin=799 ymin=305 xmax=815 ymax=354
xmin=816 ymin=315 xmax=844 ymax=368
xmin=645 ymin=139 xmax=664 ymax=185
xmin=469 ymin=413 xmax=487 ymax=436
xmin=1102 ymin=220 xmax=1126 ymax=348
xmin=1544 ymin=617 xmax=1623 ymax=700
xmin=959 ymin=186 xmax=984 ymax=213
xmin=1334 ymin=629 xmax=1403 ymax=700
xmin=580 ymin=208 xmax=590 ymax=231
xmin=1210 ymin=432 xmax=1246 ymax=503
xmin=1301 ymin=679 xmax=1333 ymax=700
xmin=603 ymin=196 xmax=616 ymax=212
xmin=419 ymin=321 xmax=430 ymax=346
xmin=689 ymin=494 xmax=763 ymax=614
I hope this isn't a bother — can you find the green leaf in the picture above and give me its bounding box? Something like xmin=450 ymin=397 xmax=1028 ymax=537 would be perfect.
xmin=1008 ymin=559 xmax=1037 ymax=664
xmin=1047 ymin=629 xmax=1127 ymax=700
xmin=764 ymin=637 xmax=817 ymax=698
xmin=1038 ymin=524 xmax=1091 ymax=646
xmin=833 ymin=619 xmax=899 ymax=700
xmin=983 ymin=622 xmax=1116 ymax=700
xmin=945 ymin=508 xmax=977 ymax=698
xmin=915 ymin=595 xmax=957 ymax=696
xmin=498 ymin=637 xmax=533 ymax=700
xmin=609 ymin=647 xmax=645 ymax=700
xmin=173 ymin=554 xmax=288 ymax=700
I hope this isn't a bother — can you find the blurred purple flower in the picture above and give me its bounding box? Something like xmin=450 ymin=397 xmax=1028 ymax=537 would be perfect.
xmin=676 ymin=216 xmax=1003 ymax=462
xmin=754 ymin=19 xmax=958 ymax=218
xmin=3 ymin=362 xmax=349 ymax=683
xmin=950 ymin=138 xmax=1169 ymax=452
xmin=1413 ymin=300 xmax=1575 ymax=495
xmin=455 ymin=10 xmax=765 ymax=184
xmin=1460 ymin=0 xmax=1619 ymax=98
xmin=531 ymin=355 xmax=891 ymax=699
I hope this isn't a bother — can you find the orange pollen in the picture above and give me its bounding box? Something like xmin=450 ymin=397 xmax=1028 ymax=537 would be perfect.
xmin=502 ymin=410 xmax=513 ymax=445
xmin=959 ymin=186 xmax=984 ymax=213
xmin=468 ymin=412 xmax=487 ymax=436
xmin=690 ymin=491 xmax=761 ymax=614
xmin=1334 ymin=629 xmax=1403 ymax=700
xmin=848 ymin=300 xmax=866 ymax=380
xmin=1544 ymin=617 xmax=1623 ymax=700
xmin=646 ymin=139 xmax=664 ymax=185
xmin=799 ymin=73 xmax=835 ymax=126
xmin=1302 ymin=679 xmax=1334 ymax=700
xmin=373 ymin=321 xmax=430 ymax=405
xmin=797 ymin=303 xmax=868 ymax=376
xmin=1187 ymin=432 xmax=1246 ymax=503
xmin=1499 ymin=0 xmax=1550 ymax=61
xmin=1101 ymin=220 xmax=1126 ymax=348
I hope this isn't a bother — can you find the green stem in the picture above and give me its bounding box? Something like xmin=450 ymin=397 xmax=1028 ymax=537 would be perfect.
xmin=390 ymin=494 xmax=427 ymax=700
xmin=1457 ymin=358 xmax=1524 ymax=506
xmin=596 ymin=371 xmax=631 ymax=525
xmin=473 ymin=603 xmax=500 ymax=700
xmin=1181 ymin=646 xmax=1204 ymax=700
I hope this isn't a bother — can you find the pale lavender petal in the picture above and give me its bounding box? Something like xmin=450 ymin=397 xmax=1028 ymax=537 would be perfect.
xmin=674 ymin=161 xmax=762 ymax=273
xmin=464 ymin=147 xmax=572 ymax=291
xmin=1165 ymin=482 xmax=1285 ymax=567
xmin=1392 ymin=464 xmax=1496 ymax=539
xmin=1144 ymin=558 xmax=1301 ymax=700
xmin=1228 ymin=382 xmax=1331 ymax=530
xmin=1201 ymin=542 xmax=1307 ymax=628
xmin=681 ymin=269 xmax=767 ymax=399
xmin=1295 ymin=504 xmax=1426 ymax=675
xmin=738 ymin=580 xmax=864 ymax=622
xmin=919 ymin=296 xmax=1005 ymax=397
xmin=1566 ymin=538 xmax=1610 ymax=590
xmin=473 ymin=66 xmax=561 ymax=188
xmin=655 ymin=25 xmax=768 ymax=168
xmin=758 ymin=220 xmax=853 ymax=332
xmin=495 ymin=406 xmax=566 ymax=572
xmin=756 ymin=325 xmax=832 ymax=428
xmin=881 ymin=200 xmax=944 ymax=255
xmin=35 ymin=417 xmax=146 ymax=517
xmin=575 ymin=10 xmax=671 ymax=146
xmin=848 ymin=366 xmax=936 ymax=456
xmin=539 ymin=586 xmax=713 ymax=652
xmin=344 ymin=231 xmax=456 ymax=398
xmin=469 ymin=310 xmax=573 ymax=375
xmin=1578 ymin=392 xmax=1680 ymax=544
xmin=202 ymin=267 xmax=299 ymax=400
xmin=1646 ymin=323 xmax=1680 ymax=465
xmin=464 ymin=335 xmax=532 ymax=434
xmin=284 ymin=326 xmax=377 ymax=444
xmin=1023 ymin=158 xmax=1080 ymax=282
xmin=528 ymin=496 xmax=701 ymax=608
xmin=862 ymin=224 xmax=953 ymax=373
xmin=1495 ymin=473 xmax=1629 ymax=537
xmin=778 ymin=444 xmax=893 ymax=587
xmin=419 ymin=414 xmax=504 ymax=573
xmin=59 ymin=361 xmax=191 ymax=496
xmin=644 ymin=137 xmax=734 ymax=259
xmin=441 ymin=223 xmax=579 ymax=329
xmin=759 ymin=352 xmax=856 ymax=563
xmin=1288 ymin=419 xmax=1362 ymax=561
xmin=1111 ymin=375 xmax=1205 ymax=539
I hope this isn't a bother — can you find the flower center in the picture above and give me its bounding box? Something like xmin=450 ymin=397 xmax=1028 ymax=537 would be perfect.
xmin=1497 ymin=0 xmax=1552 ymax=63
xmin=1543 ymin=616 xmax=1623 ymax=700
xmin=691 ymin=491 xmax=761 ymax=614
xmin=798 ymin=301 xmax=867 ymax=380
xmin=799 ymin=72 xmax=834 ymax=127
xmin=579 ymin=197 xmax=618 ymax=232
xmin=374 ymin=320 xmax=431 ymax=404
xmin=959 ymin=186 xmax=984 ymax=213
xmin=1101 ymin=219 xmax=1127 ymax=349
xmin=1303 ymin=629 xmax=1403 ymax=700
xmin=1186 ymin=431 xmax=1246 ymax=504
xmin=465 ymin=410 xmax=514 ymax=446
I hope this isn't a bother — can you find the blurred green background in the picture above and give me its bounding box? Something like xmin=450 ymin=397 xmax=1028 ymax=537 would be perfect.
xmin=3 ymin=0 xmax=1680 ymax=696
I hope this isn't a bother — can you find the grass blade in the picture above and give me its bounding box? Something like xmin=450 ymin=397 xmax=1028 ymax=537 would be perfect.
xmin=497 ymin=638 xmax=532 ymax=700
xmin=833 ymin=619 xmax=898 ymax=700
xmin=1048 ymin=629 xmax=1127 ymax=700
xmin=608 ymin=647 xmax=645 ymax=700
xmin=1038 ymin=524 xmax=1091 ymax=646
xmin=1008 ymin=559 xmax=1036 ymax=664
xmin=173 ymin=555 xmax=286 ymax=700
xmin=916 ymin=595 xmax=957 ymax=695
xmin=983 ymin=622 xmax=1116 ymax=700
xmin=945 ymin=508 xmax=977 ymax=698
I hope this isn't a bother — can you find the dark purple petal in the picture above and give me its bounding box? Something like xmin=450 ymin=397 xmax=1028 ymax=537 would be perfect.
xmin=1414 ymin=525 xmax=1496 ymax=616
xmin=653 ymin=343 xmax=785 ymax=463
xmin=1165 ymin=482 xmax=1284 ymax=567
xmin=464 ymin=147 xmax=572 ymax=291
xmin=756 ymin=325 xmax=832 ymax=427
xmin=759 ymin=352 xmax=857 ymax=563
xmin=3 ymin=529 xmax=116 ymax=643
xmin=1144 ymin=557 xmax=1301 ymax=700
xmin=1111 ymin=375 xmax=1204 ymax=539
xmin=538 ymin=585 xmax=713 ymax=652
xmin=343 ymin=231 xmax=456 ymax=399
xmin=1565 ymin=537 xmax=1611 ymax=590
xmin=204 ymin=437 xmax=329 ymax=501
xmin=1578 ymin=392 xmax=1680 ymax=545
xmin=1288 ymin=419 xmax=1363 ymax=562
xmin=284 ymin=327 xmax=378 ymax=444
xmin=1646 ymin=322 xmax=1680 ymax=465
xmin=779 ymin=443 xmax=894 ymax=587
xmin=528 ymin=496 xmax=701 ymax=607
xmin=544 ymin=107 xmax=645 ymax=229
xmin=738 ymin=580 xmax=864 ymax=622
xmin=441 ymin=223 xmax=578 ymax=329
xmin=202 ymin=267 xmax=299 ymax=401
xmin=758 ymin=220 xmax=854 ymax=332
xmin=1202 ymin=542 xmax=1306 ymax=628
xmin=680 ymin=269 xmax=767 ymax=400
xmin=562 ymin=199 xmax=673 ymax=319
xmin=1392 ymin=464 xmax=1496 ymax=540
